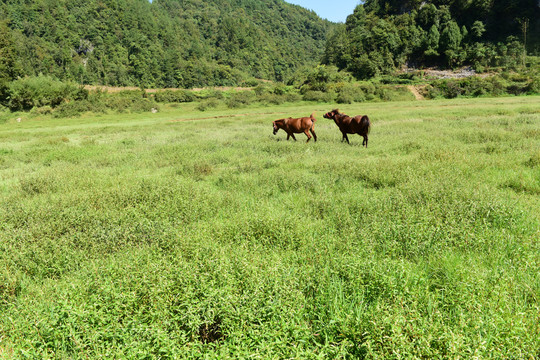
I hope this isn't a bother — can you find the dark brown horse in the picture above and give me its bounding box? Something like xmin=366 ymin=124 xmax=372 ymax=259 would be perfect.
xmin=273 ymin=113 xmax=317 ymax=142
xmin=323 ymin=109 xmax=371 ymax=147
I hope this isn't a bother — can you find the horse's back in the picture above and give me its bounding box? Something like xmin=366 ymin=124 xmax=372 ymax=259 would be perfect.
xmin=301 ymin=116 xmax=315 ymax=128
xmin=352 ymin=115 xmax=370 ymax=133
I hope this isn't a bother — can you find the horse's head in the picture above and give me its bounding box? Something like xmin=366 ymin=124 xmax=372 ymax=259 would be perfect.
xmin=272 ymin=120 xmax=281 ymax=135
xmin=323 ymin=109 xmax=340 ymax=120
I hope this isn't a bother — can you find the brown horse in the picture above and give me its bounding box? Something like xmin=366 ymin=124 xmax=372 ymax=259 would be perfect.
xmin=273 ymin=113 xmax=317 ymax=142
xmin=323 ymin=109 xmax=370 ymax=147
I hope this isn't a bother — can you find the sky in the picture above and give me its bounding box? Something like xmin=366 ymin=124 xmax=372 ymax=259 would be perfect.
xmin=284 ymin=0 xmax=361 ymax=23
xmin=147 ymin=0 xmax=361 ymax=23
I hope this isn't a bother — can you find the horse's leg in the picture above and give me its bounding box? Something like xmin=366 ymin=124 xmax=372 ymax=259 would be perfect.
xmin=344 ymin=133 xmax=350 ymax=144
xmin=304 ymin=130 xmax=311 ymax=143
xmin=310 ymin=127 xmax=317 ymax=142
xmin=363 ymin=135 xmax=368 ymax=148
xmin=286 ymin=133 xmax=290 ymax=140
xmin=291 ymin=133 xmax=297 ymax=141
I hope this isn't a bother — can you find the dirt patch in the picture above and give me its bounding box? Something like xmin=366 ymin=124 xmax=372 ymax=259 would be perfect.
xmin=407 ymin=85 xmax=425 ymax=100
xmin=199 ymin=318 xmax=224 ymax=344
xmin=402 ymin=67 xmax=495 ymax=79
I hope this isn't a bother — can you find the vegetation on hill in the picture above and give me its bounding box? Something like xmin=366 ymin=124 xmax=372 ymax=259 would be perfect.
xmin=2 ymin=0 xmax=538 ymax=89
xmin=323 ymin=0 xmax=540 ymax=78
xmin=0 ymin=0 xmax=332 ymax=87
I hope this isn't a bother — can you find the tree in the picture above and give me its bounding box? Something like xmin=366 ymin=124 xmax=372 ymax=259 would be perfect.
xmin=425 ymin=24 xmax=440 ymax=57
xmin=471 ymin=20 xmax=486 ymax=39
xmin=441 ymin=20 xmax=463 ymax=66
xmin=0 ymin=21 xmax=22 ymax=81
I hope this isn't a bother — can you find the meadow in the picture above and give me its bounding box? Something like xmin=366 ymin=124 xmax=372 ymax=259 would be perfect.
xmin=0 ymin=96 xmax=539 ymax=358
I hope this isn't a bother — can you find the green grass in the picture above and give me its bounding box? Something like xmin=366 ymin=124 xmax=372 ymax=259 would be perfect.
xmin=0 ymin=97 xmax=539 ymax=358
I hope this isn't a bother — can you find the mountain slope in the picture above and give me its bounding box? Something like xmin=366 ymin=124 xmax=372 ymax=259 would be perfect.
xmin=322 ymin=0 xmax=540 ymax=78
xmin=0 ymin=0 xmax=334 ymax=87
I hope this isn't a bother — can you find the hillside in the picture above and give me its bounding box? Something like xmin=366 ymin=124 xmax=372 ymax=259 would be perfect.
xmin=323 ymin=0 xmax=540 ymax=78
xmin=0 ymin=0 xmax=334 ymax=88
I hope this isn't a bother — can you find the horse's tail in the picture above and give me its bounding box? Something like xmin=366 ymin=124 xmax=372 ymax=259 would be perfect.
xmin=363 ymin=115 xmax=371 ymax=134
xmin=310 ymin=112 xmax=316 ymax=122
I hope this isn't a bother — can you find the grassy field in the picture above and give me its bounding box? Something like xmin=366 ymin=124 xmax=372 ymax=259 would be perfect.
xmin=0 ymin=96 xmax=539 ymax=359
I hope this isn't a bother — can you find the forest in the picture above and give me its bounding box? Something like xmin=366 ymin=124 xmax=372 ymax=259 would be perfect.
xmin=0 ymin=0 xmax=539 ymax=88
xmin=324 ymin=0 xmax=540 ymax=78
xmin=0 ymin=0 xmax=332 ymax=88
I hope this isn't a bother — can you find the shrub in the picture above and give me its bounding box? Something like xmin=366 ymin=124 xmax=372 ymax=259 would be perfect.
xmin=31 ymin=106 xmax=53 ymax=115
xmin=295 ymin=65 xmax=351 ymax=93
xmin=130 ymin=98 xmax=157 ymax=113
xmin=196 ymin=99 xmax=220 ymax=111
xmin=285 ymin=93 xmax=302 ymax=102
xmin=195 ymin=89 xmax=225 ymax=100
xmin=462 ymin=77 xmax=493 ymax=97
xmin=241 ymin=78 xmax=260 ymax=87
xmin=506 ymin=83 xmax=527 ymax=96
xmin=103 ymin=91 xmax=155 ymax=112
xmin=302 ymin=90 xmax=335 ymax=102
xmin=526 ymin=78 xmax=540 ymax=95
xmin=489 ymin=76 xmax=506 ymax=96
xmin=257 ymin=93 xmax=285 ymax=105
xmin=254 ymin=84 xmax=271 ymax=96
xmin=52 ymin=100 xmax=104 ymax=118
xmin=154 ymin=90 xmax=195 ymax=103
xmin=336 ymin=84 xmax=366 ymax=104
xmin=8 ymin=75 xmax=80 ymax=111
xmin=226 ymin=91 xmax=255 ymax=108
xmin=358 ymin=82 xmax=376 ymax=99
xmin=105 ymin=97 xmax=133 ymax=112
xmin=272 ymin=84 xmax=289 ymax=95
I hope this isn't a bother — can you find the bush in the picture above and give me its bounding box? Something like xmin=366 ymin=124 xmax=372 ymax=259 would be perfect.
xmin=294 ymin=65 xmax=351 ymax=93
xmin=8 ymin=76 xmax=80 ymax=111
xmin=302 ymin=90 xmax=335 ymax=102
xmin=358 ymin=82 xmax=376 ymax=100
xmin=272 ymin=84 xmax=290 ymax=95
xmin=336 ymin=84 xmax=366 ymax=104
xmin=105 ymin=97 xmax=133 ymax=112
xmin=103 ymin=91 xmax=157 ymax=112
xmin=31 ymin=106 xmax=53 ymax=115
xmin=226 ymin=91 xmax=256 ymax=108
xmin=154 ymin=90 xmax=195 ymax=103
xmin=195 ymin=89 xmax=225 ymax=100
xmin=53 ymin=100 xmax=104 ymax=118
xmin=130 ymin=98 xmax=157 ymax=113
xmin=526 ymin=78 xmax=540 ymax=95
xmin=241 ymin=78 xmax=260 ymax=87
xmin=254 ymin=84 xmax=271 ymax=96
xmin=257 ymin=93 xmax=285 ymax=105
xmin=285 ymin=93 xmax=302 ymax=102
xmin=424 ymin=74 xmax=539 ymax=99
xmin=196 ymin=99 xmax=220 ymax=111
